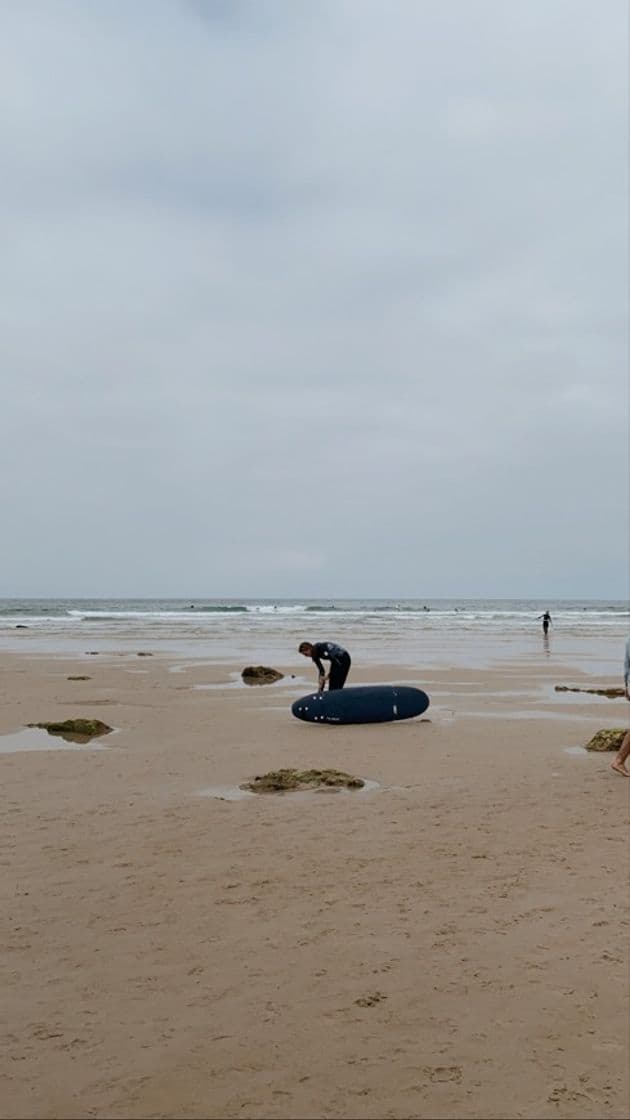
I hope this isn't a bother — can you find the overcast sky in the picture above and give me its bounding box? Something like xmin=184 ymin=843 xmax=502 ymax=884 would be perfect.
xmin=1 ymin=0 xmax=627 ymax=599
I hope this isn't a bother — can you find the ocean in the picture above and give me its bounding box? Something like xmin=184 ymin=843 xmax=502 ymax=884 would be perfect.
xmin=0 ymin=597 xmax=627 ymax=628
xmin=0 ymin=598 xmax=627 ymax=672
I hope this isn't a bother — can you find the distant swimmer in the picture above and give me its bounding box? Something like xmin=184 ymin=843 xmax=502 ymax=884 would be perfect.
xmin=537 ymin=610 xmax=552 ymax=635
xmin=298 ymin=641 xmax=351 ymax=692
xmin=611 ymin=637 xmax=630 ymax=777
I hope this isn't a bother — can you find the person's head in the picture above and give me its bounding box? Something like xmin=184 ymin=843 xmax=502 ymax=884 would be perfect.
xmin=298 ymin=641 xmax=313 ymax=657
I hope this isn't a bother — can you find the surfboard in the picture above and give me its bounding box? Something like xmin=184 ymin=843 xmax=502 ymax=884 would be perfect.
xmin=291 ymin=685 xmax=430 ymax=725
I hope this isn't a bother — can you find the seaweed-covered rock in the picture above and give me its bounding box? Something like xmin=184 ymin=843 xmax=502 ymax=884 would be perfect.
xmin=555 ymin=685 xmax=624 ymax=698
xmin=27 ymin=718 xmax=113 ymax=743
xmin=584 ymin=728 xmax=627 ymax=752
xmin=242 ymin=768 xmax=364 ymax=793
xmin=241 ymin=665 xmax=284 ymax=685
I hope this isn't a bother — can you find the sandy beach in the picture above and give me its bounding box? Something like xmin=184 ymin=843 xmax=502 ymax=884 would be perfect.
xmin=1 ymin=640 xmax=629 ymax=1120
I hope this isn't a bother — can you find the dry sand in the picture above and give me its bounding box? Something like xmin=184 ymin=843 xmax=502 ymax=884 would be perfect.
xmin=1 ymin=647 xmax=629 ymax=1120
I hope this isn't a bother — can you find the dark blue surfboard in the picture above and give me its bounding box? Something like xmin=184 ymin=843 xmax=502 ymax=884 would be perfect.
xmin=291 ymin=685 xmax=430 ymax=725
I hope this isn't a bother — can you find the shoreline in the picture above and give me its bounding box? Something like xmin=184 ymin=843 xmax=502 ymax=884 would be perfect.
xmin=0 ymin=625 xmax=624 ymax=677
xmin=1 ymin=644 xmax=629 ymax=1119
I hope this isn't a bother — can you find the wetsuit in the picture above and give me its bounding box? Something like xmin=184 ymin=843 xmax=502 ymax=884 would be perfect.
xmin=311 ymin=641 xmax=351 ymax=691
xmin=542 ymin=612 xmax=551 ymax=635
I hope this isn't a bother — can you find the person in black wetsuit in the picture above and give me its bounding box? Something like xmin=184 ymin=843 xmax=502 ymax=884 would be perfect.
xmin=537 ymin=610 xmax=552 ymax=635
xmin=298 ymin=641 xmax=351 ymax=692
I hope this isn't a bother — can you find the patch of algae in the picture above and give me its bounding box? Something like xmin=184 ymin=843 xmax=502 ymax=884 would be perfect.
xmin=555 ymin=685 xmax=624 ymax=698
xmin=27 ymin=718 xmax=113 ymax=744
xmin=241 ymin=665 xmax=284 ymax=685
xmin=584 ymin=728 xmax=627 ymax=752
xmin=242 ymin=768 xmax=365 ymax=793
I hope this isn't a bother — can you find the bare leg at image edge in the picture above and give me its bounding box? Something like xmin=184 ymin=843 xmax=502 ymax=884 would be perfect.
xmin=611 ymin=729 xmax=630 ymax=777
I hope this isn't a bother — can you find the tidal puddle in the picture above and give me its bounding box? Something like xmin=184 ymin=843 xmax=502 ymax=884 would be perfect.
xmin=195 ymin=778 xmax=380 ymax=801
xmin=196 ymin=785 xmax=256 ymax=801
xmin=168 ymin=661 xmax=218 ymax=674
xmin=563 ymin=746 xmax=589 ymax=756
xmin=464 ymin=709 xmax=610 ymax=722
xmin=0 ymin=728 xmax=113 ymax=753
xmin=193 ymin=674 xmax=307 ymax=692
xmin=433 ymin=707 xmax=456 ymax=723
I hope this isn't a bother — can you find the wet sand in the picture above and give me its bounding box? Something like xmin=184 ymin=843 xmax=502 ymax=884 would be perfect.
xmin=1 ymin=647 xmax=629 ymax=1119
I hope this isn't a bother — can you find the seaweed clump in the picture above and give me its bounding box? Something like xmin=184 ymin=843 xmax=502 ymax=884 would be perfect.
xmin=584 ymin=728 xmax=627 ymax=752
xmin=241 ymin=666 xmax=284 ymax=685
xmin=242 ymin=768 xmax=364 ymax=793
xmin=27 ymin=718 xmax=113 ymax=744
xmin=555 ymin=685 xmax=624 ymax=698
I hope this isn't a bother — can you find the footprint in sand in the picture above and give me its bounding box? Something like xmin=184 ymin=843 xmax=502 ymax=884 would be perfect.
xmin=355 ymin=992 xmax=387 ymax=1008
xmin=423 ymin=1066 xmax=463 ymax=1083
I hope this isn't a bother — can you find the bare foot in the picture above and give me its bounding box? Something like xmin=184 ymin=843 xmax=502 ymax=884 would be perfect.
xmin=610 ymin=761 xmax=630 ymax=777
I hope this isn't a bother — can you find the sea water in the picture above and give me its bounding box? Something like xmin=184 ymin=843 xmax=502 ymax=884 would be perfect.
xmin=0 ymin=598 xmax=627 ymax=674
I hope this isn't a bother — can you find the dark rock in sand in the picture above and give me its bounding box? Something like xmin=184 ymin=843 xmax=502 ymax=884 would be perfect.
xmin=15 ymin=624 xmax=28 ymax=629
xmin=241 ymin=665 xmax=284 ymax=685
xmin=555 ymin=685 xmax=624 ymax=698
xmin=242 ymin=768 xmax=364 ymax=793
xmin=67 ymin=676 xmax=91 ymax=681
xmin=584 ymin=728 xmax=627 ymax=752
xmin=137 ymin=651 xmax=153 ymax=657
xmin=27 ymin=718 xmax=113 ymax=744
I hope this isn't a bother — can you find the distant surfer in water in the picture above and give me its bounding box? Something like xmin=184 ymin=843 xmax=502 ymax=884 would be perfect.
xmin=537 ymin=610 xmax=552 ymax=635
xmin=298 ymin=641 xmax=351 ymax=692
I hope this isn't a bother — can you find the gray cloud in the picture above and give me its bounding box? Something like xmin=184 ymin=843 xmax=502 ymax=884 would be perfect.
xmin=1 ymin=0 xmax=627 ymax=596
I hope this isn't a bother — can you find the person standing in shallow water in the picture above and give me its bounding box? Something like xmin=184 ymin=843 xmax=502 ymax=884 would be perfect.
xmin=537 ymin=610 xmax=552 ymax=635
xmin=611 ymin=637 xmax=630 ymax=777
xmin=299 ymin=641 xmax=351 ymax=692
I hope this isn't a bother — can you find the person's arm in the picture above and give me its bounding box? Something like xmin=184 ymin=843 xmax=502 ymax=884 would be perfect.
xmin=624 ymin=642 xmax=630 ymax=698
xmin=313 ymin=656 xmax=327 ymax=691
